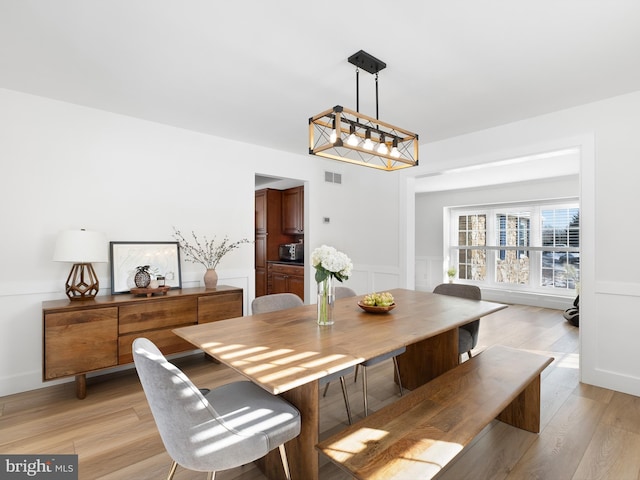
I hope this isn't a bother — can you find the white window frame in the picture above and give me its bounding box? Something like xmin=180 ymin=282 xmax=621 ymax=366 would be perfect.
xmin=447 ymin=199 xmax=579 ymax=296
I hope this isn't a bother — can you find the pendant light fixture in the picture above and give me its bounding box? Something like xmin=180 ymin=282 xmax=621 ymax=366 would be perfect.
xmin=309 ymin=50 xmax=419 ymax=171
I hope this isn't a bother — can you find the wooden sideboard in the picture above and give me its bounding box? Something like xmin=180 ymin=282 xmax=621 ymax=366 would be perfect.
xmin=42 ymin=285 xmax=243 ymax=398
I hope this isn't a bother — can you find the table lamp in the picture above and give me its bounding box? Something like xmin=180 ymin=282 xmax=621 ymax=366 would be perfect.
xmin=53 ymin=229 xmax=108 ymax=300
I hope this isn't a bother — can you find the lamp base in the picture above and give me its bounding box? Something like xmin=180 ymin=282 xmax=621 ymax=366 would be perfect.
xmin=65 ymin=263 xmax=100 ymax=300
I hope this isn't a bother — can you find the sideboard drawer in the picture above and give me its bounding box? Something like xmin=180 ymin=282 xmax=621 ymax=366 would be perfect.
xmin=198 ymin=291 xmax=243 ymax=323
xmin=118 ymin=328 xmax=194 ymax=364
xmin=44 ymin=307 xmax=118 ymax=380
xmin=119 ymin=297 xmax=197 ymax=334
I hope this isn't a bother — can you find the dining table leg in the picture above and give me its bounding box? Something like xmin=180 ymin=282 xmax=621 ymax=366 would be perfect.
xmin=396 ymin=328 xmax=459 ymax=390
xmin=257 ymin=379 xmax=320 ymax=480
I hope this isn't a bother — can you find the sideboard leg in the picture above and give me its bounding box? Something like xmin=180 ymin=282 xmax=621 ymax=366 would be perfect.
xmin=75 ymin=374 xmax=87 ymax=399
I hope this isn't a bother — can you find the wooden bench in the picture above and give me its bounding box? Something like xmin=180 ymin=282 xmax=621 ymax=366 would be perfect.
xmin=316 ymin=345 xmax=553 ymax=480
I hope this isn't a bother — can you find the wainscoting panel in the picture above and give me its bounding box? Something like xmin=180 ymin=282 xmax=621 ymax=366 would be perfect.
xmin=415 ymin=256 xmax=444 ymax=291
xmin=342 ymin=265 xmax=400 ymax=296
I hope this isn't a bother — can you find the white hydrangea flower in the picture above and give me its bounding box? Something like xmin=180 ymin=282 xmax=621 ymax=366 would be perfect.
xmin=311 ymin=245 xmax=353 ymax=282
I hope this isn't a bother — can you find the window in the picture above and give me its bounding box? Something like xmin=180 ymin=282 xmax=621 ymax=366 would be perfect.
xmin=449 ymin=201 xmax=579 ymax=294
xmin=458 ymin=214 xmax=486 ymax=281
xmin=496 ymin=212 xmax=530 ymax=285
xmin=541 ymin=207 xmax=580 ymax=289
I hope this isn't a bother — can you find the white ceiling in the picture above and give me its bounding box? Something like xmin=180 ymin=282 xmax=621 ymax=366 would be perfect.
xmin=2 ymin=1 xmax=639 ymax=188
xmin=414 ymin=148 xmax=581 ymax=193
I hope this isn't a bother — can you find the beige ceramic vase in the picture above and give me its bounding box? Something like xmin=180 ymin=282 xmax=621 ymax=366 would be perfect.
xmin=203 ymin=269 xmax=218 ymax=289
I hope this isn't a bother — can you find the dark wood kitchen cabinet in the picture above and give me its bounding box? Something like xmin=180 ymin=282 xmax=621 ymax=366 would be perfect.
xmin=268 ymin=262 xmax=305 ymax=301
xmin=282 ymin=186 xmax=304 ymax=234
xmin=255 ymin=189 xmax=290 ymax=297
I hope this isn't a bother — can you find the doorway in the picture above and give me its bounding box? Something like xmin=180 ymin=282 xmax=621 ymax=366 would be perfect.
xmin=254 ymin=174 xmax=306 ymax=302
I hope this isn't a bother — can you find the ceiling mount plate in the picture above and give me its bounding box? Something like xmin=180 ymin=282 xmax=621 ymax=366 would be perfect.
xmin=348 ymin=50 xmax=386 ymax=74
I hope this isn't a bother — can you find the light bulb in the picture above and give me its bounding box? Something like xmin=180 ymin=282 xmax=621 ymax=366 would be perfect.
xmin=363 ymin=130 xmax=374 ymax=151
xmin=390 ymin=138 xmax=401 ymax=158
xmin=377 ymin=135 xmax=388 ymax=154
xmin=347 ymin=125 xmax=358 ymax=146
xmin=329 ymin=117 xmax=338 ymax=144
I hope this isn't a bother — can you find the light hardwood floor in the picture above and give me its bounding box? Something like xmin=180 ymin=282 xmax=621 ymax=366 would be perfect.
xmin=2 ymin=304 xmax=639 ymax=479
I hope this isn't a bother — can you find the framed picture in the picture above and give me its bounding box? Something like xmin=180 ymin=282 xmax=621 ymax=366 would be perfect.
xmin=110 ymin=241 xmax=182 ymax=294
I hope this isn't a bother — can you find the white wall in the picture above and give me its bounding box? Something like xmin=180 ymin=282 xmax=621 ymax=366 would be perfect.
xmin=4 ymin=85 xmax=640 ymax=398
xmin=415 ymin=175 xmax=579 ymax=309
xmin=0 ymin=88 xmax=404 ymax=396
xmin=401 ymin=89 xmax=640 ymax=397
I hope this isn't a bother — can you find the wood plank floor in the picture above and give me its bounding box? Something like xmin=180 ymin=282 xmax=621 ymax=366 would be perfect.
xmin=2 ymin=304 xmax=639 ymax=479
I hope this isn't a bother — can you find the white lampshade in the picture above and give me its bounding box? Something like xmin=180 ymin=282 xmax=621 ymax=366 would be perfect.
xmin=53 ymin=229 xmax=108 ymax=263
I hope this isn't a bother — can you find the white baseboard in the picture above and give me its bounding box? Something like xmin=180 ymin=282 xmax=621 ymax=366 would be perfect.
xmin=480 ymin=288 xmax=575 ymax=310
xmin=415 ymin=283 xmax=574 ymax=310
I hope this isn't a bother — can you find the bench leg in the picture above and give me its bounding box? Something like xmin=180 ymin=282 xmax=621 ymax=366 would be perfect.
xmin=497 ymin=374 xmax=542 ymax=433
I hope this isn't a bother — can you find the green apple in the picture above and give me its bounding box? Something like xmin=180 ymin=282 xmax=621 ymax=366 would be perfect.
xmin=363 ymin=292 xmax=394 ymax=306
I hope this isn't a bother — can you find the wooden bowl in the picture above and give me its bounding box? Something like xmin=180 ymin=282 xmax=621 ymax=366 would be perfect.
xmin=357 ymin=301 xmax=396 ymax=313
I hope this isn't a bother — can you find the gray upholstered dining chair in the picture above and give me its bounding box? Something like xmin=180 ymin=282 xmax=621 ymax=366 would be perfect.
xmin=333 ymin=286 xmax=405 ymax=416
xmin=433 ymin=283 xmax=483 ymax=361
xmin=251 ymin=293 xmax=303 ymax=314
xmin=320 ymin=366 xmax=355 ymax=425
xmin=334 ymin=286 xmax=357 ymax=299
xmin=357 ymin=346 xmax=405 ymax=416
xmin=250 ymin=292 xmax=354 ymax=424
xmin=133 ymin=338 xmax=301 ymax=480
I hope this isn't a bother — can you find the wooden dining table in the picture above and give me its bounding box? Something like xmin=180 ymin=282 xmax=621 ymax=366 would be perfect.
xmin=173 ymin=288 xmax=507 ymax=480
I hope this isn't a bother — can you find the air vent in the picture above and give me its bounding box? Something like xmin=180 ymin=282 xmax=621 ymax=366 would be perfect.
xmin=324 ymin=171 xmax=342 ymax=184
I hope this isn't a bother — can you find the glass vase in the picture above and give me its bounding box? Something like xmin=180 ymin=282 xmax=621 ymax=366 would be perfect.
xmin=317 ymin=276 xmax=335 ymax=326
